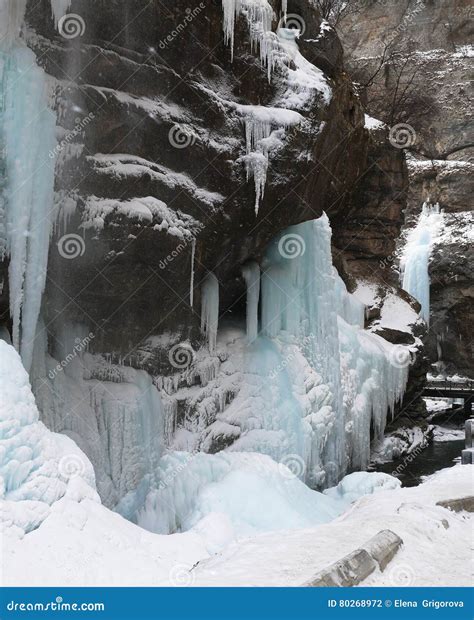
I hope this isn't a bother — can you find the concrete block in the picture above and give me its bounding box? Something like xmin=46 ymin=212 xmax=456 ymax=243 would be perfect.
xmin=304 ymin=529 xmax=403 ymax=587
xmin=465 ymin=420 xmax=474 ymax=449
xmin=437 ymin=496 xmax=474 ymax=513
xmin=305 ymin=549 xmax=376 ymax=587
xmin=362 ymin=529 xmax=404 ymax=571
xmin=461 ymin=448 xmax=474 ymax=464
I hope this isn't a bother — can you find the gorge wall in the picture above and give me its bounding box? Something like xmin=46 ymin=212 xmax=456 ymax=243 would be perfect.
xmin=338 ymin=0 xmax=473 ymax=378
xmin=0 ymin=0 xmax=429 ymax=510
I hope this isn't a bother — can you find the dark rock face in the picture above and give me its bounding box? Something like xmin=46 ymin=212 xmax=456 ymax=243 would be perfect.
xmin=338 ymin=0 xmax=473 ymax=378
xmin=332 ymin=123 xmax=408 ymax=284
xmin=0 ymin=0 xmax=430 ymax=473
xmin=20 ymin=0 xmax=378 ymax=358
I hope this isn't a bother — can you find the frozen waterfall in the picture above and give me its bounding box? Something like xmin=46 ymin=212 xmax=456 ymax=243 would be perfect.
xmin=400 ymin=202 xmax=443 ymax=325
xmin=0 ymin=0 xmax=57 ymax=372
xmin=257 ymin=215 xmax=408 ymax=484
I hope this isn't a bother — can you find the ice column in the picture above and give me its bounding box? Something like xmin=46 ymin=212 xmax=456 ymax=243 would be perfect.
xmin=0 ymin=0 xmax=57 ymax=372
xmin=242 ymin=261 xmax=260 ymax=342
xmin=201 ymin=272 xmax=219 ymax=353
xmin=401 ymin=202 xmax=443 ymax=325
xmin=189 ymin=238 xmax=196 ymax=307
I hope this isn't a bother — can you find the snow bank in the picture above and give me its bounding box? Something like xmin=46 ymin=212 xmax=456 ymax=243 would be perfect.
xmin=190 ymin=464 xmax=474 ymax=586
xmin=0 ymin=341 xmax=97 ymax=537
xmin=134 ymin=451 xmax=344 ymax=547
xmin=324 ymin=471 xmax=401 ymax=503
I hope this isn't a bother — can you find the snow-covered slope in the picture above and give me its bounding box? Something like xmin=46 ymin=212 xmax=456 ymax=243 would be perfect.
xmin=2 ymin=338 xmax=408 ymax=585
xmin=0 ymin=340 xmax=97 ymax=537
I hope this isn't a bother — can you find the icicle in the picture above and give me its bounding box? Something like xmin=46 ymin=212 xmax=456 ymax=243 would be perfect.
xmin=242 ymin=261 xmax=260 ymax=343
xmin=244 ymin=152 xmax=268 ymax=215
xmin=189 ymin=238 xmax=196 ymax=307
xmin=200 ymin=272 xmax=219 ymax=353
xmin=400 ymin=201 xmax=443 ymax=325
xmin=245 ymin=118 xmax=272 ymax=154
xmin=50 ymin=0 xmax=72 ymax=27
xmin=0 ymin=0 xmax=58 ymax=372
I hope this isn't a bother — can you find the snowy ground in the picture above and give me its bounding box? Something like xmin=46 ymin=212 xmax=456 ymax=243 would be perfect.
xmin=190 ymin=465 xmax=473 ymax=587
xmin=3 ymin=464 xmax=472 ymax=587
xmin=3 ymin=338 xmax=472 ymax=588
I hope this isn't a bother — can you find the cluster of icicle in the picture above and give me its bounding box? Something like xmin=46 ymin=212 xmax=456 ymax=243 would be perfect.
xmin=222 ymin=0 xmax=289 ymax=81
xmin=400 ymin=201 xmax=443 ymax=325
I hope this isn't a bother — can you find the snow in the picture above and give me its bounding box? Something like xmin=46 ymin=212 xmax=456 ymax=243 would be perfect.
xmin=432 ymin=426 xmax=465 ymax=443
xmin=371 ymin=426 xmax=430 ymax=464
xmin=0 ymin=9 xmax=57 ymax=372
xmin=364 ymin=114 xmax=385 ymax=130
xmin=424 ymin=397 xmax=452 ymax=413
xmin=277 ymin=30 xmax=332 ymax=109
xmin=400 ymin=202 xmax=444 ymax=325
xmin=134 ymin=451 xmax=346 ymax=543
xmin=88 ymin=153 xmax=224 ymax=209
xmin=3 ymin=337 xmax=471 ymax=587
xmin=0 ymin=341 xmax=97 ymax=536
xmin=81 ymin=195 xmax=198 ymax=239
xmin=189 ymin=464 xmax=473 ymax=587
xmin=6 ymin=466 xmax=472 ymax=586
xmin=323 ymin=471 xmax=401 ymax=503
xmin=201 ymin=272 xmax=220 ymax=354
